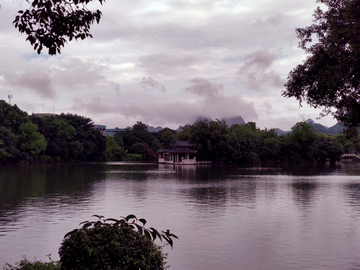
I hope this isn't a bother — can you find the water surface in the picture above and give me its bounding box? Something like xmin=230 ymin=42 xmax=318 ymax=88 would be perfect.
xmin=1 ymin=162 xmax=360 ymax=269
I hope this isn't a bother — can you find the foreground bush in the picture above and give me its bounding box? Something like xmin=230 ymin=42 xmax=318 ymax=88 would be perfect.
xmin=59 ymin=215 xmax=177 ymax=270
xmin=3 ymin=257 xmax=60 ymax=270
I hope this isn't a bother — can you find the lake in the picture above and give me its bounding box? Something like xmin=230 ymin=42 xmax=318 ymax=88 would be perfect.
xmin=1 ymin=162 xmax=360 ymax=269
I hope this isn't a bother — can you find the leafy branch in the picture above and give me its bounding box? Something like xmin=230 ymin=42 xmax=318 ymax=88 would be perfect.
xmin=64 ymin=214 xmax=179 ymax=248
xmin=13 ymin=0 xmax=105 ymax=55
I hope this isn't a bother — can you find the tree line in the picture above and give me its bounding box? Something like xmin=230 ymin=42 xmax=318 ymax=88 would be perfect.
xmin=177 ymin=119 xmax=353 ymax=164
xmin=1 ymin=100 xmax=360 ymax=164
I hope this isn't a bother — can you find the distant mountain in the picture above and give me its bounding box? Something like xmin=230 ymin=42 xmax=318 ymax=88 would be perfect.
xmin=147 ymin=125 xmax=163 ymax=132
xmin=327 ymin=122 xmax=344 ymax=134
xmin=274 ymin=128 xmax=290 ymax=136
xmin=305 ymin=118 xmax=344 ymax=135
xmin=146 ymin=117 xmax=344 ymax=135
xmin=223 ymin=116 xmax=245 ymax=126
xmin=305 ymin=119 xmax=329 ymax=134
xmin=176 ymin=124 xmax=191 ymax=132
xmin=274 ymin=119 xmax=344 ymax=135
xmin=194 ymin=116 xmax=245 ymax=127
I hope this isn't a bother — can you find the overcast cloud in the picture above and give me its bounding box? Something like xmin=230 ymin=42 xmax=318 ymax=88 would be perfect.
xmin=0 ymin=0 xmax=336 ymax=130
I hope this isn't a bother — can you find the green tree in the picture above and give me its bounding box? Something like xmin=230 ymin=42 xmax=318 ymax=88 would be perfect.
xmin=0 ymin=100 xmax=28 ymax=133
xmin=0 ymin=126 xmax=19 ymax=161
xmin=314 ymin=135 xmax=343 ymax=162
xmin=289 ymin=122 xmax=317 ymax=162
xmin=129 ymin=142 xmax=148 ymax=155
xmin=157 ymin=128 xmax=176 ymax=149
xmin=59 ymin=113 xmax=106 ymax=161
xmin=103 ymin=135 xmax=123 ymax=161
xmin=18 ymin=121 xmax=47 ymax=156
xmin=283 ymin=0 xmax=360 ymax=129
xmin=175 ymin=119 xmax=228 ymax=161
xmin=31 ymin=115 xmax=82 ymax=160
xmin=119 ymin=122 xmax=160 ymax=157
xmin=13 ymin=0 xmax=105 ymax=55
xmin=226 ymin=122 xmax=262 ymax=164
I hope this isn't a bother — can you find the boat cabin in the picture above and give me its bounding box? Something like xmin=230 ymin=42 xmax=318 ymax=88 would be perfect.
xmin=157 ymin=141 xmax=197 ymax=164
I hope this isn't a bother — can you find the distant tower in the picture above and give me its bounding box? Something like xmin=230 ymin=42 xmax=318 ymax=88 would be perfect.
xmin=8 ymin=93 xmax=12 ymax=105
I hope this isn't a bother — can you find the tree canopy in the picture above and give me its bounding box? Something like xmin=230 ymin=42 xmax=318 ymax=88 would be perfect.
xmin=13 ymin=0 xmax=105 ymax=55
xmin=283 ymin=0 xmax=360 ymax=129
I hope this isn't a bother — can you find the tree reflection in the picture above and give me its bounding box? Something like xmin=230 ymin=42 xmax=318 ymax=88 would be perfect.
xmin=0 ymin=163 xmax=106 ymax=227
xmin=291 ymin=181 xmax=318 ymax=207
xmin=343 ymin=183 xmax=360 ymax=212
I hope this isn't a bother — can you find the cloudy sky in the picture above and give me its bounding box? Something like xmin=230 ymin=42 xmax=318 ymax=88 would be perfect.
xmin=0 ymin=0 xmax=337 ymax=130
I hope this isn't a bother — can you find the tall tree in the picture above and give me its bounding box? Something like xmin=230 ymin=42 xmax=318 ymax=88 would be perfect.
xmin=59 ymin=113 xmax=106 ymax=161
xmin=30 ymin=115 xmax=82 ymax=160
xmin=0 ymin=100 xmax=28 ymax=133
xmin=283 ymin=0 xmax=360 ymax=129
xmin=0 ymin=126 xmax=19 ymax=161
xmin=13 ymin=0 xmax=105 ymax=55
xmin=18 ymin=121 xmax=47 ymax=156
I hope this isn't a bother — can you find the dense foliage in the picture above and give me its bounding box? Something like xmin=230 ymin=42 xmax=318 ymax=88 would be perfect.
xmin=4 ymin=257 xmax=61 ymax=270
xmin=176 ymin=120 xmax=346 ymax=164
xmin=1 ymin=100 xmax=358 ymax=164
xmin=59 ymin=215 xmax=177 ymax=269
xmin=5 ymin=214 xmax=177 ymax=269
xmin=0 ymin=100 xmax=106 ymax=162
xmin=283 ymin=0 xmax=360 ymax=129
xmin=13 ymin=0 xmax=105 ymax=55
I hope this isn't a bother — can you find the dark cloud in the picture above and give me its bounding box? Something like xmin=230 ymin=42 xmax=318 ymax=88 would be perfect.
xmin=238 ymin=50 xmax=284 ymax=91
xmin=72 ymin=77 xmax=258 ymax=128
xmin=7 ymin=71 xmax=55 ymax=99
xmin=137 ymin=76 xmax=166 ymax=92
xmin=185 ymin=77 xmax=223 ymax=99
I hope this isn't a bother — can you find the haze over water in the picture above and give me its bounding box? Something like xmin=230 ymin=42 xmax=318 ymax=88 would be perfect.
xmin=1 ymin=162 xmax=360 ymax=269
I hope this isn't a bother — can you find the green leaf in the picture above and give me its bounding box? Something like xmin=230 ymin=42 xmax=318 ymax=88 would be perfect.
xmin=79 ymin=220 xmax=90 ymax=225
xmin=135 ymin=224 xmax=143 ymax=235
xmin=144 ymin=229 xmax=152 ymax=240
xmin=139 ymin=218 xmax=146 ymax=226
xmin=125 ymin=214 xmax=136 ymax=221
xmin=106 ymin=218 xmax=119 ymax=223
xmin=64 ymin=229 xmax=78 ymax=239
xmin=82 ymin=222 xmax=93 ymax=229
xmin=149 ymin=227 xmax=162 ymax=242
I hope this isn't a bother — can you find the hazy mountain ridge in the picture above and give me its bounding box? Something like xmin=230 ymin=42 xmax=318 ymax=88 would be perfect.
xmin=147 ymin=116 xmax=245 ymax=132
xmin=146 ymin=116 xmax=344 ymax=135
xmin=275 ymin=119 xmax=344 ymax=135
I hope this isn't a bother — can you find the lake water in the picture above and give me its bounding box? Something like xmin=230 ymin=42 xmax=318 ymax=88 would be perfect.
xmin=1 ymin=162 xmax=360 ymax=269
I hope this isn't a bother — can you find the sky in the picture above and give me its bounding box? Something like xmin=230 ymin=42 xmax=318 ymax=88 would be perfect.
xmin=0 ymin=0 xmax=338 ymax=131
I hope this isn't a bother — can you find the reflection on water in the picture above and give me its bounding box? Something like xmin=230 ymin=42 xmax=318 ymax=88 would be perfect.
xmin=0 ymin=162 xmax=360 ymax=270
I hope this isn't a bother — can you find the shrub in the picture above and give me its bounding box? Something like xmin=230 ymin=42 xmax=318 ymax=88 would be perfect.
xmin=4 ymin=257 xmax=60 ymax=270
xmin=59 ymin=215 xmax=177 ymax=270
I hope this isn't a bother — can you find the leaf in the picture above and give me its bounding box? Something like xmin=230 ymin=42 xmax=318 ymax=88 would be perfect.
xmin=139 ymin=218 xmax=146 ymax=226
xmin=135 ymin=224 xmax=143 ymax=235
xmin=162 ymin=234 xmax=174 ymax=248
xmin=170 ymin=233 xmax=179 ymax=239
xmin=64 ymin=229 xmax=78 ymax=239
xmin=144 ymin=229 xmax=152 ymax=241
xmin=79 ymin=220 xmax=90 ymax=225
xmin=106 ymin=218 xmax=119 ymax=223
xmin=82 ymin=222 xmax=93 ymax=229
xmin=149 ymin=227 xmax=162 ymax=242
xmin=125 ymin=214 xmax=136 ymax=221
